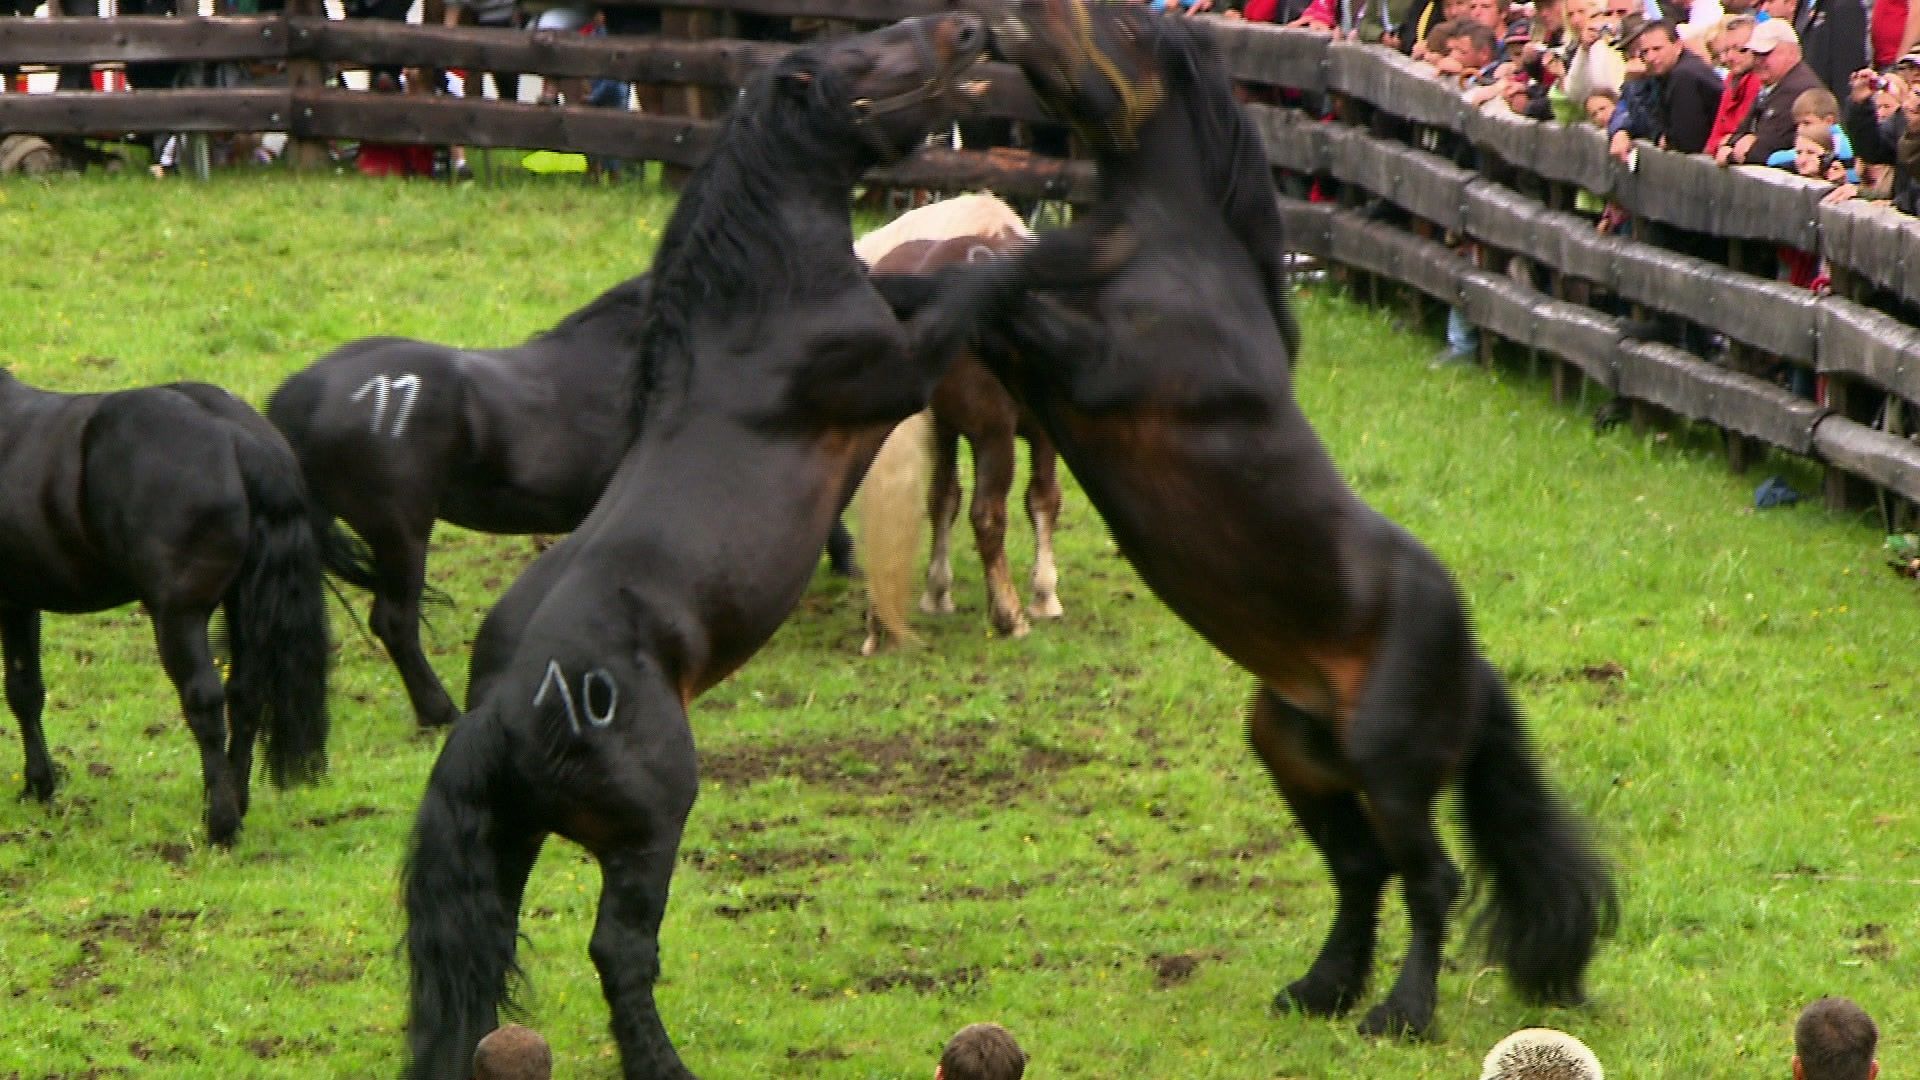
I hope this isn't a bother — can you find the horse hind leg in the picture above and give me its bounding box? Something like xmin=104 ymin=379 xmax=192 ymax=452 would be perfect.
xmin=367 ymin=521 xmax=462 ymax=729
xmin=593 ymin=843 xmax=699 ymax=1080
xmin=1337 ymin=555 xmax=1486 ymax=1038
xmin=1022 ymin=431 xmax=1064 ymax=620
xmin=919 ymin=420 xmax=962 ymax=616
xmin=1249 ymin=686 xmax=1389 ymax=1020
xmin=0 ymin=607 xmax=55 ymax=802
xmin=151 ymin=606 xmax=244 ymax=846
xmin=968 ymin=433 xmax=1028 ymax=638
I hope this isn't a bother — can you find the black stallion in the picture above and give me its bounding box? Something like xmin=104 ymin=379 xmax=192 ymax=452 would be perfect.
xmin=401 ymin=14 xmax=1101 ymax=1079
xmin=965 ymin=0 xmax=1618 ymax=1039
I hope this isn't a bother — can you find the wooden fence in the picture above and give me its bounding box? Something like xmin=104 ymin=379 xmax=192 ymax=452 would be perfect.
xmin=5 ymin=11 xmax=1920 ymax=513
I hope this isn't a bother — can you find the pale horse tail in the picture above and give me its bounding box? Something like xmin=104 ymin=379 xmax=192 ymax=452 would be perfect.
xmin=858 ymin=409 xmax=933 ymax=654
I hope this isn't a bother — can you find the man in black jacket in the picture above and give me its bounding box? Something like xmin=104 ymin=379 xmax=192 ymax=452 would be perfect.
xmin=1724 ymin=18 xmax=1829 ymax=163
xmin=1797 ymin=0 xmax=1870 ymax=96
xmin=1614 ymin=17 xmax=1726 ymax=154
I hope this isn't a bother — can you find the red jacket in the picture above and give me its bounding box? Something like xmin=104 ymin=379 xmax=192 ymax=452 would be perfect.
xmin=1707 ymin=70 xmax=1760 ymax=156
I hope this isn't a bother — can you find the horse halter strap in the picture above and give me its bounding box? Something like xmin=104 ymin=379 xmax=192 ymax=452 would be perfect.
xmin=850 ymin=19 xmax=972 ymax=165
xmin=1062 ymin=0 xmax=1163 ymax=150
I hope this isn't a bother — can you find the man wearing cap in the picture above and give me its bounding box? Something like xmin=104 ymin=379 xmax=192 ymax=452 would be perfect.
xmin=1612 ymin=16 xmax=1725 ymax=154
xmin=1721 ymin=18 xmax=1827 ymax=162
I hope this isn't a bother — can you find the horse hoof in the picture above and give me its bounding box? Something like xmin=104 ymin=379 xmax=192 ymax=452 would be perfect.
xmin=919 ymin=593 xmax=955 ymax=616
xmin=20 ymin=775 xmax=56 ymax=803
xmin=206 ymin=818 xmax=241 ymax=850
xmin=1026 ymin=596 xmax=1064 ymax=620
xmin=1357 ymin=1000 xmax=1433 ymax=1040
xmin=992 ymin=612 xmax=1031 ymax=638
xmin=1272 ymin=977 xmax=1359 ymax=1018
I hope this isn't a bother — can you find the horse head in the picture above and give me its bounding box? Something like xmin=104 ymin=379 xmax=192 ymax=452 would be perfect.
xmin=774 ymin=12 xmax=993 ymax=165
xmin=977 ymin=0 xmax=1173 ymax=151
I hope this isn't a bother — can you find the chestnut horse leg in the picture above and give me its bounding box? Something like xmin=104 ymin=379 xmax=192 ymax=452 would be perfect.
xmin=967 ymin=428 xmax=1028 ymax=638
xmin=1023 ymin=426 xmax=1064 ymax=620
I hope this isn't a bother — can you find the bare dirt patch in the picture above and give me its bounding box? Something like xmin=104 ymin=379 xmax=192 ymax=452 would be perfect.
xmin=700 ymin=727 xmax=1093 ymax=812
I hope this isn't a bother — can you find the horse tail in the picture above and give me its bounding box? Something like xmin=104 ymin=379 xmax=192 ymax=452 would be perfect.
xmin=858 ymin=410 xmax=932 ymax=653
xmin=403 ymin=706 xmax=523 ymax=1080
xmin=1457 ymin=660 xmax=1618 ymax=1005
xmin=227 ymin=430 xmax=333 ymax=788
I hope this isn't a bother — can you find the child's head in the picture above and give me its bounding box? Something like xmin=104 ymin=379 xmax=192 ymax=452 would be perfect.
xmin=1583 ymin=88 xmax=1618 ymax=126
xmin=936 ymin=1023 xmax=1027 ymax=1080
xmin=1793 ymin=126 xmax=1835 ymax=177
xmin=1792 ymin=86 xmax=1841 ymax=130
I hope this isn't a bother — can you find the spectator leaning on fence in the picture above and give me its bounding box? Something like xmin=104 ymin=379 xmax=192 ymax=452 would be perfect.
xmin=1706 ymin=15 xmax=1764 ymax=154
xmin=1721 ymin=18 xmax=1827 ymax=162
xmin=1612 ymin=16 xmax=1725 ymax=154
xmin=1836 ymin=59 xmax=1920 ymax=207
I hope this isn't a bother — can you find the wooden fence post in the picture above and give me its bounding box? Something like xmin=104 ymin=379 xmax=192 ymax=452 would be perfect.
xmin=285 ymin=0 xmax=328 ymax=170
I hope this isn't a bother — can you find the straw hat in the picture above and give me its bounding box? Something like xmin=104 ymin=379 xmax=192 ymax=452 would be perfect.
xmin=1479 ymin=1027 xmax=1605 ymax=1080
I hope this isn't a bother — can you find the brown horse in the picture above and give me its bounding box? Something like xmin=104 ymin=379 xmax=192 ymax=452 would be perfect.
xmin=856 ymin=194 xmax=1065 ymax=651
xmin=971 ymin=0 xmax=1618 ymax=1039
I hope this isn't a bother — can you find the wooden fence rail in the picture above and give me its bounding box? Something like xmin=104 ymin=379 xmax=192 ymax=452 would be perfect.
xmin=4 ymin=13 xmax=1920 ymax=512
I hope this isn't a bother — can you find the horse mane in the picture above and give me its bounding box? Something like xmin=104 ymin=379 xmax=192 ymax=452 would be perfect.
xmin=633 ymin=52 xmax=862 ymax=422
xmin=1141 ymin=16 xmax=1301 ymax=360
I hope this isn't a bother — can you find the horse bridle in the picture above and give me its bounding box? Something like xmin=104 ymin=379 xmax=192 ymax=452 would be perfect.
xmin=849 ymin=18 xmax=979 ymax=165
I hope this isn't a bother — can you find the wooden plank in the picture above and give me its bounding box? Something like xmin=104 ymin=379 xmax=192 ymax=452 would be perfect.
xmin=599 ymin=0 xmax=942 ymax=22
xmin=869 ymin=147 xmax=1094 ymax=203
xmin=0 ymin=15 xmax=288 ymax=65
xmin=295 ymin=18 xmax=784 ymax=87
xmin=0 ymin=86 xmax=290 ymax=134
xmin=291 ymin=89 xmax=718 ymax=164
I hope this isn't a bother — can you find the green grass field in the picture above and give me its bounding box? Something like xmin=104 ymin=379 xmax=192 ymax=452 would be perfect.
xmin=0 ymin=173 xmax=1914 ymax=1078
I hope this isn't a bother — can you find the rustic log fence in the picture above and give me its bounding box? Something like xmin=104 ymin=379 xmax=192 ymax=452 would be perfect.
xmin=4 ymin=11 xmax=1920 ymax=514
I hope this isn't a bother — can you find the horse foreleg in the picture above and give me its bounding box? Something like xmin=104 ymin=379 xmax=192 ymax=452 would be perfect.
xmin=1023 ymin=432 xmax=1064 ymax=620
xmin=920 ymin=421 xmax=961 ymax=616
xmin=369 ymin=527 xmax=461 ymax=729
xmin=0 ymin=607 xmax=54 ymax=802
xmin=968 ymin=434 xmax=1027 ymax=638
xmin=1248 ymin=687 xmax=1387 ymax=1022
xmin=151 ymin=606 xmax=243 ymax=846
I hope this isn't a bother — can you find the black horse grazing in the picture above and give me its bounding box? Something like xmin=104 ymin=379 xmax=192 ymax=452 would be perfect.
xmin=0 ymin=370 xmax=331 ymax=847
xmin=400 ymin=15 xmax=1086 ymax=1079
xmin=268 ymin=280 xmax=859 ymax=730
xmin=971 ymin=0 xmax=1617 ymax=1038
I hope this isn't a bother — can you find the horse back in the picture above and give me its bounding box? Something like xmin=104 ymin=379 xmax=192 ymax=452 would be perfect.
xmin=0 ymin=384 xmax=253 ymax=613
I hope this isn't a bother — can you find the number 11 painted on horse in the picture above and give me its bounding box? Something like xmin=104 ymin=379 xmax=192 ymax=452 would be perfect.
xmin=970 ymin=0 xmax=1619 ymax=1040
xmin=400 ymin=16 xmax=1108 ymax=1080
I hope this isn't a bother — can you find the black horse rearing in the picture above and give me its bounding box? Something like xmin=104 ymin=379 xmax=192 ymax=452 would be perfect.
xmin=973 ymin=0 xmax=1617 ymax=1039
xmin=0 ymin=370 xmax=332 ymax=847
xmin=401 ymin=15 xmax=1088 ymax=1079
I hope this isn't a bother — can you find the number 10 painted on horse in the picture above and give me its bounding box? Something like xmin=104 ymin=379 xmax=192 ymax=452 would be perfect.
xmin=976 ymin=0 xmax=1618 ymax=1038
xmin=398 ymin=16 xmax=1098 ymax=1079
